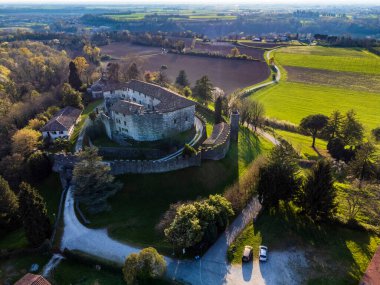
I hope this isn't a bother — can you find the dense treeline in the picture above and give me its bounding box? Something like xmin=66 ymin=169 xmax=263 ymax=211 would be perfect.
xmin=80 ymin=12 xmax=380 ymax=38
xmin=314 ymin=34 xmax=380 ymax=48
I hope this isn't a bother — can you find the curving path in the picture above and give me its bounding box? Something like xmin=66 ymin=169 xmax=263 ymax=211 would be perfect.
xmin=60 ymin=186 xmax=265 ymax=284
xmin=61 ymin=47 xmax=306 ymax=284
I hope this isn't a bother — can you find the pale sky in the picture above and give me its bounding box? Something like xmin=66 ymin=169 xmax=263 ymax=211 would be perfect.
xmin=2 ymin=0 xmax=380 ymax=5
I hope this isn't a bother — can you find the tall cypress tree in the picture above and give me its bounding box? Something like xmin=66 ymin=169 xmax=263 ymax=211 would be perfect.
xmin=297 ymin=159 xmax=337 ymax=221
xmin=0 ymin=175 xmax=19 ymax=229
xmin=18 ymin=182 xmax=51 ymax=246
xmin=175 ymin=70 xmax=189 ymax=87
xmin=214 ymin=96 xmax=222 ymax=124
xmin=68 ymin=61 xmax=82 ymax=91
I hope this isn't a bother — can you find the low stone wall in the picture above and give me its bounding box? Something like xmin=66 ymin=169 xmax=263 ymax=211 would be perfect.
xmin=109 ymin=153 xmax=202 ymax=175
xmin=98 ymin=147 xmax=166 ymax=160
xmin=201 ymin=122 xmax=231 ymax=161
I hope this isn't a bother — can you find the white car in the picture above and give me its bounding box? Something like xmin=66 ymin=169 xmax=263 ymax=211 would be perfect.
xmin=259 ymin=245 xmax=268 ymax=262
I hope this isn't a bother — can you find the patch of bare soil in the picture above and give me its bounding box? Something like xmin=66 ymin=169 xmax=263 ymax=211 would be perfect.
xmin=285 ymin=66 xmax=380 ymax=93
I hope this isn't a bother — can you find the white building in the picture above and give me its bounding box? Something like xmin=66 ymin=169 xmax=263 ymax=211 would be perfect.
xmin=40 ymin=106 xmax=82 ymax=141
xmin=96 ymin=80 xmax=196 ymax=142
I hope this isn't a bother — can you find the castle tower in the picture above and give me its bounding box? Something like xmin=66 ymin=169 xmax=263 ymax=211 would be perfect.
xmin=230 ymin=110 xmax=239 ymax=142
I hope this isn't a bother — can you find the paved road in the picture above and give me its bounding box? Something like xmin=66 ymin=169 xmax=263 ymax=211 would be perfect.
xmin=60 ymin=186 xmax=264 ymax=284
xmin=62 ymin=48 xmax=294 ymax=284
xmin=241 ymin=48 xmax=281 ymax=97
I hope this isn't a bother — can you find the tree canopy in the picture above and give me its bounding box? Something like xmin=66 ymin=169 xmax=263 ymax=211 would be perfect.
xmin=72 ymin=147 xmax=122 ymax=213
xmin=0 ymin=175 xmax=19 ymax=229
xmin=18 ymin=182 xmax=51 ymax=246
xmin=300 ymin=114 xmax=329 ymax=147
xmin=123 ymin=247 xmax=166 ymax=284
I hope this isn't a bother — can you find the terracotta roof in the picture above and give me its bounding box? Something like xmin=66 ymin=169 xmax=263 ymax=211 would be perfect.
xmin=361 ymin=246 xmax=380 ymax=285
xmin=111 ymin=100 xmax=143 ymax=115
xmin=14 ymin=273 xmax=51 ymax=285
xmin=40 ymin=106 xmax=82 ymax=132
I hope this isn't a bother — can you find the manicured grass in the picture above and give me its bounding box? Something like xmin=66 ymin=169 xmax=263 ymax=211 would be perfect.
xmin=70 ymin=99 xmax=103 ymax=150
xmin=274 ymin=129 xmax=328 ymax=160
xmin=275 ymin=46 xmax=380 ymax=75
xmin=228 ymin=203 xmax=380 ymax=284
xmin=83 ymin=127 xmax=272 ymax=255
xmin=254 ymin=82 xmax=380 ymax=133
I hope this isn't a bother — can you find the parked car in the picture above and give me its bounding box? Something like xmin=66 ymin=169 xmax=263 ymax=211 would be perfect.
xmin=242 ymin=245 xmax=253 ymax=262
xmin=259 ymin=245 xmax=268 ymax=262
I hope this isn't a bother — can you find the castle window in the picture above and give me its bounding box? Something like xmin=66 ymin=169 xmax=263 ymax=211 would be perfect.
xmin=124 ymin=121 xmax=126 ymax=126
xmin=133 ymin=98 xmax=136 ymax=102
xmin=139 ymin=100 xmax=141 ymax=104
xmin=174 ymin=119 xmax=177 ymax=124
xmin=185 ymin=117 xmax=188 ymax=122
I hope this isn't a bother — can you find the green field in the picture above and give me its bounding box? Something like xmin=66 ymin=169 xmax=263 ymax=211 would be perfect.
xmin=227 ymin=203 xmax=379 ymax=284
xmin=275 ymin=46 xmax=380 ymax=75
xmin=254 ymin=82 xmax=380 ymax=134
xmin=275 ymin=129 xmax=328 ymax=159
xmin=82 ymin=128 xmax=272 ymax=255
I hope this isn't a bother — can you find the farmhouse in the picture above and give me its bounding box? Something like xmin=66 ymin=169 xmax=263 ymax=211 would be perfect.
xmin=40 ymin=106 xmax=82 ymax=141
xmin=14 ymin=273 xmax=51 ymax=285
xmin=97 ymin=80 xmax=196 ymax=142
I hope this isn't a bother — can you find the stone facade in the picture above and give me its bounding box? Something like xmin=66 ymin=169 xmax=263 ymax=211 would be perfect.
xmin=97 ymin=80 xmax=196 ymax=142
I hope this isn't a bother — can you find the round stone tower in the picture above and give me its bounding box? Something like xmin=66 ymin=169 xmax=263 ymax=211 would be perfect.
xmin=230 ymin=110 xmax=240 ymax=142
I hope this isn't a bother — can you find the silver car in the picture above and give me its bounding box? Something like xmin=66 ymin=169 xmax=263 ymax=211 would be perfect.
xmin=259 ymin=245 xmax=268 ymax=262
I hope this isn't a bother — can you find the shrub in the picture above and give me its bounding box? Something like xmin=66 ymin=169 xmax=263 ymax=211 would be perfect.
xmin=224 ymin=156 xmax=265 ymax=212
xmin=263 ymin=118 xmax=300 ymax=134
xmin=123 ymin=247 xmax=166 ymax=285
xmin=372 ymin=127 xmax=380 ymax=142
xmin=182 ymin=144 xmax=197 ymax=157
xmin=27 ymin=151 xmax=51 ymax=182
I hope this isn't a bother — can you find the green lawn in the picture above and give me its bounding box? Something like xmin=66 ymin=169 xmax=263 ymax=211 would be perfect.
xmin=228 ymin=202 xmax=380 ymax=284
xmin=274 ymin=129 xmax=328 ymax=160
xmin=83 ymin=127 xmax=272 ymax=255
xmin=254 ymin=82 xmax=380 ymax=134
xmin=275 ymin=46 xmax=380 ymax=75
xmin=70 ymin=99 xmax=103 ymax=150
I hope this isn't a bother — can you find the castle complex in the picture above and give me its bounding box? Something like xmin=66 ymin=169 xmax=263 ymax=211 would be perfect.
xmin=91 ymin=80 xmax=196 ymax=142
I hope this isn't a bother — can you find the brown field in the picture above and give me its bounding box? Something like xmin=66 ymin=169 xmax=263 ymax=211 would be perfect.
xmin=285 ymin=66 xmax=380 ymax=93
xmin=194 ymin=41 xmax=265 ymax=60
xmin=101 ymin=43 xmax=270 ymax=94
xmin=239 ymin=42 xmax=287 ymax=49
xmin=101 ymin=42 xmax=162 ymax=58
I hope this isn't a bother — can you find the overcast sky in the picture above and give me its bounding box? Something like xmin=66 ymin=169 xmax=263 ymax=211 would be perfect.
xmin=2 ymin=0 xmax=379 ymax=5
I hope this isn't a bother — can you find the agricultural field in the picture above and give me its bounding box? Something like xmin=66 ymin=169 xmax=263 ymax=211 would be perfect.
xmin=286 ymin=66 xmax=380 ymax=93
xmin=81 ymin=128 xmax=273 ymax=255
xmin=101 ymin=43 xmax=270 ymax=94
xmin=255 ymin=82 xmax=380 ymax=133
xmin=193 ymin=41 xmax=266 ymax=59
xmin=275 ymin=46 xmax=380 ymax=75
xmin=252 ymin=46 xmax=380 ymax=138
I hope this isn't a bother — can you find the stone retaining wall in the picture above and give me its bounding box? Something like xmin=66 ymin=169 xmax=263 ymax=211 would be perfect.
xmin=109 ymin=153 xmax=202 ymax=175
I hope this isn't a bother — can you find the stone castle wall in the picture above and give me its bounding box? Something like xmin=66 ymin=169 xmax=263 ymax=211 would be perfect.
xmin=112 ymin=105 xmax=195 ymax=141
xmin=201 ymin=122 xmax=231 ymax=161
xmin=109 ymin=154 xmax=202 ymax=175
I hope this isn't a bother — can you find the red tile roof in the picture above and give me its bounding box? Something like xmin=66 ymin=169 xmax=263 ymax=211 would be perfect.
xmin=14 ymin=273 xmax=51 ymax=285
xmin=361 ymin=246 xmax=380 ymax=285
